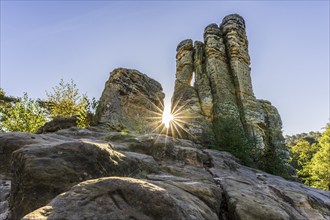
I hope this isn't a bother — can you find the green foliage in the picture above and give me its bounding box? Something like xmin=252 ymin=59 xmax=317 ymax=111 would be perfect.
xmin=304 ymin=124 xmax=330 ymax=190
xmin=288 ymin=124 xmax=330 ymax=191
xmin=0 ymin=88 xmax=12 ymax=132
xmin=0 ymin=92 xmax=47 ymax=132
xmin=290 ymin=140 xmax=319 ymax=169
xmin=0 ymin=80 xmax=98 ymax=132
xmin=212 ymin=117 xmax=261 ymax=167
xmin=212 ymin=116 xmax=289 ymax=177
xmin=46 ymin=79 xmax=82 ymax=118
xmin=76 ymin=96 xmax=89 ymax=128
xmin=285 ymin=132 xmax=321 ymax=148
xmin=259 ymin=146 xmax=290 ymax=178
xmin=46 ymin=79 xmax=96 ymax=128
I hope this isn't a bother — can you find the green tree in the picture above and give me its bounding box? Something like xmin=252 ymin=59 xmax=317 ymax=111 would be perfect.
xmin=305 ymin=124 xmax=330 ymax=190
xmin=46 ymin=79 xmax=91 ymax=128
xmin=212 ymin=116 xmax=262 ymax=167
xmin=288 ymin=124 xmax=330 ymax=191
xmin=212 ymin=115 xmax=289 ymax=177
xmin=259 ymin=146 xmax=290 ymax=178
xmin=0 ymin=88 xmax=12 ymax=132
xmin=46 ymin=79 xmax=82 ymax=117
xmin=289 ymin=139 xmax=320 ymax=185
xmin=290 ymin=140 xmax=319 ymax=169
xmin=0 ymin=92 xmax=47 ymax=132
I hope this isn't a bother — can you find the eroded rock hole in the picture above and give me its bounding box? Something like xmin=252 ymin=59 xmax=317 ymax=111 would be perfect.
xmin=190 ymin=72 xmax=195 ymax=87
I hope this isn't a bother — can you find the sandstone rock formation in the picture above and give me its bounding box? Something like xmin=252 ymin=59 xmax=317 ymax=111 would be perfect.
xmin=1 ymin=13 xmax=329 ymax=220
xmin=0 ymin=128 xmax=329 ymax=219
xmin=23 ymin=177 xmax=218 ymax=220
xmin=171 ymin=14 xmax=285 ymax=155
xmin=172 ymin=39 xmax=215 ymax=146
xmin=95 ymin=68 xmax=165 ymax=133
xmin=5 ymin=132 xmax=159 ymax=219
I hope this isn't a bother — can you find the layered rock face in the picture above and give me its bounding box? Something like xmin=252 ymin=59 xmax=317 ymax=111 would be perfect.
xmin=172 ymin=40 xmax=215 ymax=146
xmin=1 ymin=128 xmax=329 ymax=219
xmin=95 ymin=68 xmax=165 ymax=133
xmin=171 ymin=14 xmax=285 ymax=152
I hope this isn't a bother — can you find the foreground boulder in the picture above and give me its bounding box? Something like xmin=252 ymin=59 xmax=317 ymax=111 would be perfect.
xmin=0 ymin=133 xmax=42 ymax=177
xmin=23 ymin=177 xmax=214 ymax=220
xmin=1 ymin=128 xmax=329 ymax=220
xmin=95 ymin=68 xmax=165 ymax=133
xmin=9 ymin=137 xmax=159 ymax=219
xmin=205 ymin=150 xmax=330 ymax=220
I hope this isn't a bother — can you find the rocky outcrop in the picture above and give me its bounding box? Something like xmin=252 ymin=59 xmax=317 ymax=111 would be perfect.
xmin=1 ymin=13 xmax=329 ymax=220
xmin=95 ymin=68 xmax=165 ymax=134
xmin=0 ymin=132 xmax=56 ymax=177
xmin=36 ymin=116 xmax=78 ymax=134
xmin=23 ymin=177 xmax=219 ymax=220
xmin=1 ymin=128 xmax=329 ymax=220
xmin=205 ymin=150 xmax=330 ymax=220
xmin=7 ymin=134 xmax=159 ymax=219
xmin=171 ymin=14 xmax=285 ymax=155
xmin=172 ymin=39 xmax=215 ymax=146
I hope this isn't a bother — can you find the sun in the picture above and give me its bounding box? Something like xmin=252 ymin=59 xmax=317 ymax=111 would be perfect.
xmin=143 ymin=96 xmax=195 ymax=139
xmin=162 ymin=106 xmax=173 ymax=128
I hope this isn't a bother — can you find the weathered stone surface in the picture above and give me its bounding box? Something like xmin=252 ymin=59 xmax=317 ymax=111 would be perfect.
xmin=23 ymin=177 xmax=186 ymax=220
xmin=258 ymin=99 xmax=286 ymax=152
xmin=220 ymin=14 xmax=266 ymax=148
xmin=95 ymin=68 xmax=165 ymax=134
xmin=0 ymin=132 xmax=71 ymax=177
xmin=204 ymin=22 xmax=240 ymax=122
xmin=0 ymin=128 xmax=329 ymax=220
xmin=204 ymin=149 xmax=330 ymax=220
xmin=172 ymin=39 xmax=215 ymax=146
xmin=170 ymin=14 xmax=286 ymax=157
xmin=193 ymin=40 xmax=213 ymax=119
xmin=147 ymin=174 xmax=222 ymax=216
xmin=131 ymin=134 xmax=207 ymax=166
xmin=0 ymin=176 xmax=11 ymax=220
xmin=0 ymin=132 xmax=40 ymax=176
xmin=9 ymin=138 xmax=159 ymax=219
xmin=148 ymin=180 xmax=219 ymax=220
xmin=36 ymin=116 xmax=77 ymax=134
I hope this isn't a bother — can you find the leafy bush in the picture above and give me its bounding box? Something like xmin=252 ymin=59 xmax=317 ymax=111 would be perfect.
xmin=212 ymin=116 xmax=261 ymax=167
xmin=0 ymin=79 xmax=99 ymax=132
xmin=212 ymin=116 xmax=289 ymax=177
xmin=0 ymin=92 xmax=47 ymax=132
xmin=306 ymin=125 xmax=330 ymax=190
xmin=258 ymin=146 xmax=290 ymax=178
xmin=46 ymin=79 xmax=96 ymax=128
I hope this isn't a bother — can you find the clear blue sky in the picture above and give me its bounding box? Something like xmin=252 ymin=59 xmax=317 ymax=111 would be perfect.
xmin=1 ymin=1 xmax=329 ymax=135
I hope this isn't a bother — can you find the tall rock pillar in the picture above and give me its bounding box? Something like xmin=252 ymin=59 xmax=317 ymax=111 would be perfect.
xmin=221 ymin=15 xmax=264 ymax=132
xmin=170 ymin=14 xmax=286 ymax=155
xmin=203 ymin=23 xmax=245 ymax=145
xmin=171 ymin=40 xmax=215 ymax=145
xmin=193 ymin=41 xmax=213 ymax=119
